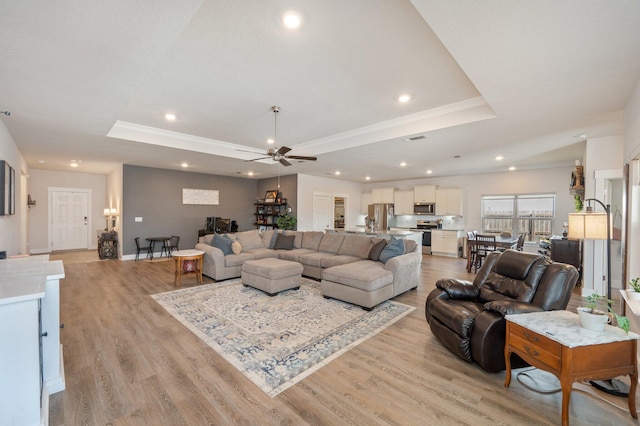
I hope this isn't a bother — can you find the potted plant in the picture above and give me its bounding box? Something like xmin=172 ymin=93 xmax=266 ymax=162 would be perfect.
xmin=627 ymin=277 xmax=640 ymax=301
xmin=574 ymin=194 xmax=583 ymax=212
xmin=276 ymin=213 xmax=297 ymax=230
xmin=577 ymin=293 xmax=629 ymax=334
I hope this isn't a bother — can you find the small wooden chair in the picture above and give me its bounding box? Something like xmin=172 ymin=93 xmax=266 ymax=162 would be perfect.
xmin=474 ymin=234 xmax=496 ymax=272
xmin=134 ymin=237 xmax=152 ymax=261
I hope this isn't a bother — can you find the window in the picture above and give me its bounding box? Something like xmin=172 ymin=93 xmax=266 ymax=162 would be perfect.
xmin=482 ymin=194 xmax=555 ymax=242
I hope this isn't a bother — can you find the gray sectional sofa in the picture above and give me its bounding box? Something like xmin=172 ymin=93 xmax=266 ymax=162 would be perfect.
xmin=194 ymin=229 xmax=422 ymax=309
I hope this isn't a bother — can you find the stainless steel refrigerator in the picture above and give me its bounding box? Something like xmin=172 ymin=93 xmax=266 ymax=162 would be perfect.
xmin=367 ymin=204 xmax=394 ymax=231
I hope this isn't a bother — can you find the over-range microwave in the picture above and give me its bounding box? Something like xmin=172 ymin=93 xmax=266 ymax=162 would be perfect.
xmin=413 ymin=203 xmax=435 ymax=215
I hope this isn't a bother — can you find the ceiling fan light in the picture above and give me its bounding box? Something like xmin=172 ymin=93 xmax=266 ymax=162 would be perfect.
xmin=282 ymin=11 xmax=302 ymax=29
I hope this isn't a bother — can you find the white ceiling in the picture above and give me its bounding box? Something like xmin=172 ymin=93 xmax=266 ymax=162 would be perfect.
xmin=1 ymin=0 xmax=638 ymax=183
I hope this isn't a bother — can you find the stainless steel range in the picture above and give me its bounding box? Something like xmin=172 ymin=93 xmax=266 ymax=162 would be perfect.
xmin=410 ymin=220 xmax=440 ymax=255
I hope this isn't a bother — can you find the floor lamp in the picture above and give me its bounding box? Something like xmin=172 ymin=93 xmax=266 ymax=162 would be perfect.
xmin=568 ymin=198 xmax=627 ymax=396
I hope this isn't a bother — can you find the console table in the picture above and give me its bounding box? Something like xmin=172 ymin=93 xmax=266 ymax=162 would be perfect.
xmin=505 ymin=310 xmax=639 ymax=426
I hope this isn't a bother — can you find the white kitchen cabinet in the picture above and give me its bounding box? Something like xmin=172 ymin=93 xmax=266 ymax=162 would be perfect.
xmin=414 ymin=184 xmax=436 ymax=203
xmin=360 ymin=192 xmax=372 ymax=214
xmin=435 ymin=187 xmax=462 ymax=216
xmin=394 ymin=190 xmax=414 ymax=215
xmin=371 ymin=187 xmax=395 ymax=204
xmin=431 ymin=230 xmax=464 ymax=257
xmin=0 ymin=256 xmax=65 ymax=426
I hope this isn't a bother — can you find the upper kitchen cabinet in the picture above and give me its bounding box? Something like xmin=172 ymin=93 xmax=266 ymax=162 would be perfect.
xmin=360 ymin=192 xmax=372 ymax=214
xmin=371 ymin=187 xmax=395 ymax=204
xmin=394 ymin=190 xmax=414 ymax=215
xmin=414 ymin=184 xmax=436 ymax=203
xmin=436 ymin=187 xmax=462 ymax=216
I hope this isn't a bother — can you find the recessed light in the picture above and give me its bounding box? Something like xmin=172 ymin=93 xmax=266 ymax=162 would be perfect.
xmin=282 ymin=11 xmax=302 ymax=29
xmin=180 ymin=162 xmax=188 ymax=168
xmin=365 ymin=176 xmax=371 ymax=180
xmin=248 ymin=171 xmax=254 ymax=176
xmin=165 ymin=113 xmax=176 ymax=121
xmin=37 ymin=160 xmax=45 ymax=164
xmin=426 ymin=170 xmax=433 ymax=174
xmin=267 ymin=138 xmax=275 ymax=145
xmin=70 ymin=160 xmax=81 ymax=168
xmin=509 ymin=166 xmax=516 ymax=171
xmin=398 ymin=94 xmax=411 ymax=103
xmin=495 ymin=155 xmax=504 ymax=161
xmin=70 ymin=163 xmax=78 ymax=168
xmin=335 ymin=171 xmax=341 ymax=175
xmin=400 ymin=162 xmax=407 ymax=167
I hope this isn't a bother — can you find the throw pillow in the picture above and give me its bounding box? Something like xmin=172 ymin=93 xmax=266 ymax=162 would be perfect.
xmin=211 ymin=234 xmax=233 ymax=255
xmin=231 ymin=240 xmax=242 ymax=255
xmin=368 ymin=239 xmax=387 ymax=261
xmin=274 ymin=233 xmax=295 ymax=250
xmin=269 ymin=230 xmax=279 ymax=249
xmin=379 ymin=236 xmax=405 ymax=263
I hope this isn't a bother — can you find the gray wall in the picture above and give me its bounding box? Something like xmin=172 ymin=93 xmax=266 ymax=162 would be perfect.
xmin=122 ymin=165 xmax=257 ymax=255
xmin=256 ymin=174 xmax=298 ymax=219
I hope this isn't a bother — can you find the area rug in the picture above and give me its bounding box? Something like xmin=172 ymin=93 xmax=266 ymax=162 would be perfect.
xmin=152 ymin=278 xmax=414 ymax=397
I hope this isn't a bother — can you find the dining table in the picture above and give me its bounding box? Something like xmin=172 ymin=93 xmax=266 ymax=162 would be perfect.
xmin=466 ymin=235 xmax=519 ymax=273
xmin=145 ymin=237 xmax=171 ymax=260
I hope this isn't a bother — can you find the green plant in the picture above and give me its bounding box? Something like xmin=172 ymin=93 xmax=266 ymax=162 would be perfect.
xmin=574 ymin=194 xmax=583 ymax=212
xmin=585 ymin=293 xmax=630 ymax=334
xmin=629 ymin=277 xmax=640 ymax=292
xmin=276 ymin=213 xmax=297 ymax=230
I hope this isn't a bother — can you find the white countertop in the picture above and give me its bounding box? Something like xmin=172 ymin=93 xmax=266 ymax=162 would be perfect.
xmin=336 ymin=228 xmax=422 ymax=236
xmin=0 ymin=256 xmax=65 ymax=306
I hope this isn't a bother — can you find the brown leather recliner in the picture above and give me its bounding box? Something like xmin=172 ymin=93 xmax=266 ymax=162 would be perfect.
xmin=425 ymin=249 xmax=578 ymax=372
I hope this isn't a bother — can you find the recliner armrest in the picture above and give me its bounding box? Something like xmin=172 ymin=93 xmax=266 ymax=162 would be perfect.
xmin=435 ymin=278 xmax=479 ymax=300
xmin=483 ymin=300 xmax=544 ymax=316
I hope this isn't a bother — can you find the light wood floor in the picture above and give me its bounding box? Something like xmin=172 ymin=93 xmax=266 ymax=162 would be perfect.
xmin=49 ymin=254 xmax=636 ymax=425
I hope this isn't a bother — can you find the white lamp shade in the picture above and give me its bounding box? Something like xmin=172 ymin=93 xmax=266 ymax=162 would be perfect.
xmin=110 ymin=208 xmax=118 ymax=215
xmin=567 ymin=212 xmax=608 ymax=240
xmin=103 ymin=208 xmax=110 ymax=216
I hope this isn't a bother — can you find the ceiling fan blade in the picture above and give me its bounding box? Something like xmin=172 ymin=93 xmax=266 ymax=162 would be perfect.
xmin=276 ymin=146 xmax=292 ymax=155
xmin=286 ymin=155 xmax=317 ymax=161
xmin=244 ymin=156 xmax=271 ymax=162
xmin=279 ymin=158 xmax=292 ymax=166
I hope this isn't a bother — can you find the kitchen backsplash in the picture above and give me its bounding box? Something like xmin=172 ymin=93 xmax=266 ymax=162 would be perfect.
xmin=359 ymin=214 xmax=465 ymax=229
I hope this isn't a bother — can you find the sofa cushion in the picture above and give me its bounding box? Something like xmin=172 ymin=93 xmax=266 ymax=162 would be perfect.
xmin=379 ymin=236 xmax=405 ymax=263
xmin=368 ymin=239 xmax=387 ymax=261
xmin=278 ymin=248 xmax=315 ymax=262
xmin=404 ymin=239 xmax=418 ymax=253
xmin=274 ymin=233 xmax=295 ymax=250
xmin=298 ymin=252 xmax=337 ymax=268
xmin=301 ymin=231 xmax=324 ymax=250
xmin=260 ymin=229 xmax=279 ymax=249
xmin=284 ymin=230 xmax=303 ymax=248
xmin=321 ymin=254 xmax=361 ymax=269
xmin=231 ymin=240 xmax=242 ymax=254
xmin=322 ymin=260 xmax=393 ymax=292
xmin=200 ymin=234 xmax=215 ymax=245
xmin=235 ymin=229 xmax=263 ymax=251
xmin=318 ymin=233 xmax=345 ymax=254
xmin=243 ymin=247 xmax=279 ymax=260
xmin=211 ymin=234 xmax=233 ymax=255
xmin=338 ymin=234 xmax=373 ymax=259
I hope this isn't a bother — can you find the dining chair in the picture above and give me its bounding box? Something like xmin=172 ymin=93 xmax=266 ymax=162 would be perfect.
xmin=167 ymin=235 xmax=180 ymax=255
xmin=466 ymin=231 xmax=477 ymax=273
xmin=134 ymin=237 xmax=152 ymax=261
xmin=474 ymin=234 xmax=496 ymax=272
xmin=515 ymin=233 xmax=526 ymax=251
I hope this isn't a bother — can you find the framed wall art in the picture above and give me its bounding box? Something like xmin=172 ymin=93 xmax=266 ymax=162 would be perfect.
xmin=264 ymin=190 xmax=278 ymax=203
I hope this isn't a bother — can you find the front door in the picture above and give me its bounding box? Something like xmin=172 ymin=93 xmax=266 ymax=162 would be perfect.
xmin=51 ymin=190 xmax=89 ymax=251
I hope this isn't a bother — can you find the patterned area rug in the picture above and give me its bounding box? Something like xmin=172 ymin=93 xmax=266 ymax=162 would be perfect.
xmin=152 ymin=278 xmax=414 ymax=397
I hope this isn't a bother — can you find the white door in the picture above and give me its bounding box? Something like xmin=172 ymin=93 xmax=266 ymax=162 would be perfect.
xmin=313 ymin=193 xmax=332 ymax=231
xmin=51 ymin=191 xmax=89 ymax=251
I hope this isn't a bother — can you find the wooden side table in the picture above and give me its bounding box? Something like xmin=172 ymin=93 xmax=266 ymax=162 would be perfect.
xmin=505 ymin=310 xmax=639 ymax=426
xmin=171 ymin=249 xmax=204 ymax=287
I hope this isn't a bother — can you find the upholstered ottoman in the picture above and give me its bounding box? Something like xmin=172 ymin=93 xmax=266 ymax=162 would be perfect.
xmin=241 ymin=258 xmax=303 ymax=296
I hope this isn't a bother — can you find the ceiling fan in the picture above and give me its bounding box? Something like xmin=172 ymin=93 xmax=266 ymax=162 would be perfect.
xmin=242 ymin=106 xmax=317 ymax=167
